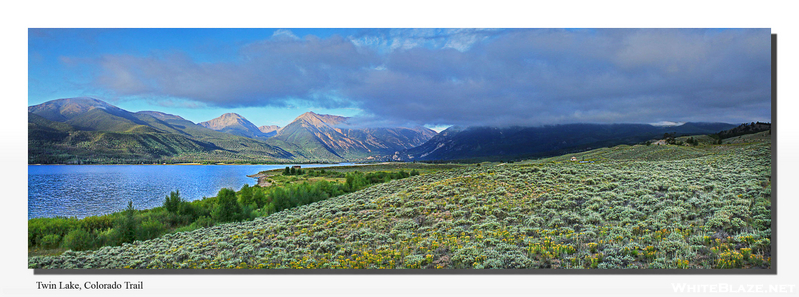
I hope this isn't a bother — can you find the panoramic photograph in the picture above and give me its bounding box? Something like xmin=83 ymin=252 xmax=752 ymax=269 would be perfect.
xmin=27 ymin=28 xmax=772 ymax=270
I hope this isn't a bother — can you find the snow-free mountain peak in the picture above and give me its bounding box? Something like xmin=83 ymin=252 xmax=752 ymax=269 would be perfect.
xmin=292 ymin=111 xmax=347 ymax=127
xmin=28 ymin=97 xmax=124 ymax=122
xmin=199 ymin=113 xmax=267 ymax=138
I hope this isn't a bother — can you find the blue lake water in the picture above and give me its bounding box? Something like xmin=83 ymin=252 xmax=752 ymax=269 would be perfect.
xmin=28 ymin=164 xmax=355 ymax=219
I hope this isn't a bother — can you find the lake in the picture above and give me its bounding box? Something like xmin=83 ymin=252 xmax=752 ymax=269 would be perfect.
xmin=28 ymin=164 xmax=356 ymax=219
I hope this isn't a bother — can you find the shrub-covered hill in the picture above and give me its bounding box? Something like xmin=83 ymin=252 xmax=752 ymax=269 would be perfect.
xmin=722 ymin=130 xmax=772 ymax=145
xmin=29 ymin=142 xmax=771 ymax=269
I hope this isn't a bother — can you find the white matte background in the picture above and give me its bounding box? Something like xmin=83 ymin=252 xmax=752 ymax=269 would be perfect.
xmin=1 ymin=1 xmax=796 ymax=296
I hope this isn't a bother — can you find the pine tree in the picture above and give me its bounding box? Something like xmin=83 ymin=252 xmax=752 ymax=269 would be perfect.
xmin=163 ymin=190 xmax=182 ymax=213
xmin=117 ymin=201 xmax=137 ymax=243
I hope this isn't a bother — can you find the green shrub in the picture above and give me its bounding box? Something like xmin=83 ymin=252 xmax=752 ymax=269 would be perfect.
xmin=40 ymin=234 xmax=61 ymax=249
xmin=62 ymin=229 xmax=93 ymax=251
xmin=137 ymin=219 xmax=165 ymax=241
xmin=79 ymin=215 xmax=114 ymax=232
xmin=96 ymin=228 xmax=121 ymax=246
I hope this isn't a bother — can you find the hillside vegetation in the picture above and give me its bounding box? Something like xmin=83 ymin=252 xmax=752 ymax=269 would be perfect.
xmin=29 ymin=141 xmax=771 ymax=269
xmin=28 ymin=165 xmax=461 ymax=257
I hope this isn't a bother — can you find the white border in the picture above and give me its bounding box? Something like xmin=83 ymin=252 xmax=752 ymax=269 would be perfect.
xmin=2 ymin=1 xmax=796 ymax=296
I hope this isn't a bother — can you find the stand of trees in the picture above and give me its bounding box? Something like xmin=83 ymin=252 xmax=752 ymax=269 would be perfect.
xmin=717 ymin=122 xmax=771 ymax=140
xmin=283 ymin=166 xmax=305 ymax=175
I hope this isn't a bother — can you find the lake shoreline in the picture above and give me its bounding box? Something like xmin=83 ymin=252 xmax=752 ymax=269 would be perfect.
xmin=246 ymin=172 xmax=275 ymax=187
xmin=245 ymin=163 xmax=383 ymax=187
xmin=28 ymin=163 xmax=361 ymax=219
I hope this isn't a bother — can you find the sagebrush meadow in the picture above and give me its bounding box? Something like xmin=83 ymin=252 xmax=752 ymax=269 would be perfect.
xmin=29 ymin=135 xmax=771 ymax=269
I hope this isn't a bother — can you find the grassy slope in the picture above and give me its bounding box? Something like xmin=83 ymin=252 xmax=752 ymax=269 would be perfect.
xmin=675 ymin=134 xmax=718 ymax=145
xmin=266 ymin=125 xmax=348 ymax=162
xmin=64 ymin=108 xmax=145 ymax=132
xmin=30 ymin=141 xmax=771 ymax=269
xmin=28 ymin=119 xmax=222 ymax=164
xmin=722 ymin=131 xmax=772 ymax=144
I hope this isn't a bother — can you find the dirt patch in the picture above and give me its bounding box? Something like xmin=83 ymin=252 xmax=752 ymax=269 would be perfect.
xmin=247 ymin=173 xmax=274 ymax=187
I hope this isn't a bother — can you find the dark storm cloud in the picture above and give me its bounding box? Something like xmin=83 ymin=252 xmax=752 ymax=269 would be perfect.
xmin=349 ymin=29 xmax=771 ymax=127
xmin=89 ymin=28 xmax=771 ymax=127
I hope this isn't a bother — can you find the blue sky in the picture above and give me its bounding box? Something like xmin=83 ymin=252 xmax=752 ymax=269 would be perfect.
xmin=29 ymin=28 xmax=772 ymax=129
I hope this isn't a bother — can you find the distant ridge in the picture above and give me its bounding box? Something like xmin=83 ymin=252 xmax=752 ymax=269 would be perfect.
xmin=136 ymin=111 xmax=186 ymax=121
xmin=28 ymin=98 xmax=297 ymax=164
xmin=259 ymin=125 xmax=280 ymax=132
xmin=396 ymin=122 xmax=738 ymax=162
xmin=27 ymin=98 xmax=437 ymax=164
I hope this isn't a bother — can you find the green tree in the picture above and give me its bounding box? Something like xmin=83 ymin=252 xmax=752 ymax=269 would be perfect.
xmin=163 ymin=190 xmax=183 ymax=214
xmin=345 ymin=172 xmax=368 ymax=191
xmin=271 ymin=187 xmax=291 ymax=212
xmin=283 ymin=166 xmax=291 ymax=175
xmin=238 ymin=184 xmax=255 ymax=207
xmin=252 ymin=190 xmax=267 ymax=209
xmin=116 ymin=201 xmax=137 ymax=244
xmin=211 ymin=188 xmax=243 ymax=222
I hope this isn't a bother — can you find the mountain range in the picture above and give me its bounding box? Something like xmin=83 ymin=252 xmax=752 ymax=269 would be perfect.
xmin=267 ymin=111 xmax=437 ymax=161
xmin=28 ymin=97 xmax=741 ymax=164
xmin=27 ymin=98 xmax=437 ymax=164
xmin=395 ymin=122 xmax=738 ymax=162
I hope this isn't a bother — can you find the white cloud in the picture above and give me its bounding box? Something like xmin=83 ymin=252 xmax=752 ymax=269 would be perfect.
xmin=271 ymin=29 xmax=300 ymax=40
xmin=348 ymin=28 xmax=498 ymax=53
xmin=650 ymin=121 xmax=686 ymax=127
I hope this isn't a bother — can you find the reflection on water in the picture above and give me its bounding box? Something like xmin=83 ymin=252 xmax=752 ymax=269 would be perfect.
xmin=28 ymin=164 xmax=353 ymax=219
